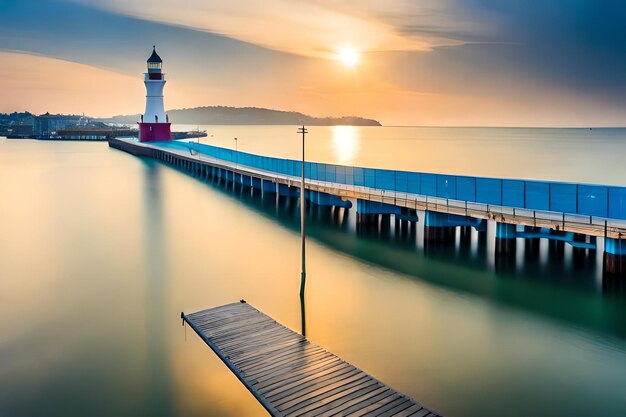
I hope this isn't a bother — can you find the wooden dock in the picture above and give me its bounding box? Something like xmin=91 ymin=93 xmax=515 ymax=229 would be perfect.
xmin=182 ymin=301 xmax=441 ymax=417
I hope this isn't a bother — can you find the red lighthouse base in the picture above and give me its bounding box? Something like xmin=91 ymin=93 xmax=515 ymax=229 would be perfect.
xmin=139 ymin=122 xmax=172 ymax=142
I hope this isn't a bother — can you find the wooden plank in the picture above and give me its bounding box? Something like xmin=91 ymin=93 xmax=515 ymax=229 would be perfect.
xmin=255 ymin=361 xmax=351 ymax=392
xmin=390 ymin=404 xmax=423 ymax=417
xmin=287 ymin=381 xmax=381 ymax=416
xmin=234 ymin=339 xmax=312 ymax=366
xmin=361 ymin=398 xmax=411 ymax=417
xmin=245 ymin=350 xmax=332 ymax=379
xmin=248 ymin=355 xmax=339 ymax=389
xmin=344 ymin=394 xmax=404 ymax=417
xmin=223 ymin=328 xmax=297 ymax=348
xmin=211 ymin=319 xmax=285 ymax=341
xmin=408 ymin=409 xmax=432 ymax=417
xmin=219 ymin=328 xmax=293 ymax=351
xmin=182 ymin=302 xmax=441 ymax=417
xmin=274 ymin=371 xmax=368 ymax=408
xmin=233 ymin=338 xmax=307 ymax=364
xmin=376 ymin=401 xmax=415 ymax=417
xmin=253 ymin=357 xmax=345 ymax=390
xmin=220 ymin=329 xmax=297 ymax=351
xmin=246 ymin=346 xmax=327 ymax=373
xmin=237 ymin=344 xmax=321 ymax=372
xmin=265 ymin=367 xmax=360 ymax=402
xmin=190 ymin=304 xmax=256 ymax=322
xmin=252 ymin=356 xmax=342 ymax=385
xmin=260 ymin=362 xmax=354 ymax=396
xmin=280 ymin=378 xmax=377 ymax=415
xmin=213 ymin=317 xmax=293 ymax=337
xmin=316 ymin=387 xmax=392 ymax=417
xmin=242 ymin=345 xmax=324 ymax=373
xmin=203 ymin=315 xmax=274 ymax=335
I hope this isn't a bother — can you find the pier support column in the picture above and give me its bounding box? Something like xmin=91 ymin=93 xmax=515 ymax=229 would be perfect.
xmin=277 ymin=184 xmax=299 ymax=198
xmin=225 ymin=170 xmax=234 ymax=184
xmin=548 ymin=231 xmax=566 ymax=260
xmin=523 ymin=226 xmax=541 ymax=260
xmin=423 ymin=211 xmax=483 ymax=245
xmin=572 ymin=233 xmax=589 ymax=267
xmin=261 ymin=179 xmax=276 ymax=197
xmin=356 ymin=213 xmax=378 ymax=233
xmin=495 ymin=222 xmax=517 ymax=255
xmin=356 ymin=199 xmax=398 ymax=234
xmin=604 ymin=238 xmax=626 ymax=277
xmin=423 ymin=211 xmax=451 ymax=242
xmin=307 ymin=190 xmax=352 ymax=209
xmin=380 ymin=214 xmax=392 ymax=237
xmin=460 ymin=225 xmax=472 ymax=245
xmin=424 ymin=225 xmax=456 ymax=245
xmin=241 ymin=175 xmax=253 ymax=189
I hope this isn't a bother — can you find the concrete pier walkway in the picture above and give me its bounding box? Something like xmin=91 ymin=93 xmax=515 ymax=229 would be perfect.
xmin=109 ymin=137 xmax=626 ymax=275
xmin=109 ymin=137 xmax=626 ymax=240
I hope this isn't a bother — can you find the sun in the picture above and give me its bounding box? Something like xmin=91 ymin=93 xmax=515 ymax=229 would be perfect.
xmin=336 ymin=48 xmax=360 ymax=67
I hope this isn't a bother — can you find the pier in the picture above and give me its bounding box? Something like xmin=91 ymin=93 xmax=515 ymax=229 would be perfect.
xmin=109 ymin=137 xmax=626 ymax=277
xmin=182 ymin=301 xmax=440 ymax=417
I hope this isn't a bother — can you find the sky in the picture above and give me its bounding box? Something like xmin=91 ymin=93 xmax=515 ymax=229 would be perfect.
xmin=0 ymin=0 xmax=625 ymax=126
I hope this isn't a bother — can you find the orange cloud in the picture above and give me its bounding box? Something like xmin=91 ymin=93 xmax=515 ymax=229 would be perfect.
xmin=0 ymin=51 xmax=143 ymax=117
xmin=70 ymin=0 xmax=466 ymax=59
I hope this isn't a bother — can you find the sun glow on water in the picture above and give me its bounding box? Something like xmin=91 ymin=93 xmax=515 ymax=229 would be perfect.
xmin=331 ymin=125 xmax=359 ymax=164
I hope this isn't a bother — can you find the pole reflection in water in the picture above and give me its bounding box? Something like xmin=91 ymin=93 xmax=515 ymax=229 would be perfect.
xmin=143 ymin=160 xmax=173 ymax=417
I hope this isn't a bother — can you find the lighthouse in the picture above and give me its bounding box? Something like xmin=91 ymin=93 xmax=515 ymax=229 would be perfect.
xmin=139 ymin=46 xmax=172 ymax=142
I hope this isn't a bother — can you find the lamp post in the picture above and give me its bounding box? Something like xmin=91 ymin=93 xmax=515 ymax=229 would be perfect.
xmin=298 ymin=126 xmax=308 ymax=301
xmin=234 ymin=137 xmax=238 ymax=168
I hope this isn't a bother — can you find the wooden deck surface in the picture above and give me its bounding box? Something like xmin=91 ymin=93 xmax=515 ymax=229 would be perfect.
xmin=182 ymin=301 xmax=441 ymax=417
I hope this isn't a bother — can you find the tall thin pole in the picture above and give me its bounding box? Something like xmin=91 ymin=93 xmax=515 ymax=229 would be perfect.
xmin=298 ymin=126 xmax=308 ymax=300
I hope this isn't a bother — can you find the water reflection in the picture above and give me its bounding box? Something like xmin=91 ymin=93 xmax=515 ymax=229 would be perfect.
xmin=143 ymin=160 xmax=173 ymax=417
xmin=4 ymin=140 xmax=626 ymax=417
xmin=187 ymin=165 xmax=626 ymax=340
xmin=330 ymin=126 xmax=359 ymax=165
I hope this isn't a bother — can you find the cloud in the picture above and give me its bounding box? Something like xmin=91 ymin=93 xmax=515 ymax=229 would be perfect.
xmin=1 ymin=0 xmax=626 ymax=125
xmin=457 ymin=0 xmax=626 ymax=99
xmin=0 ymin=51 xmax=142 ymax=116
xmin=67 ymin=0 xmax=475 ymax=58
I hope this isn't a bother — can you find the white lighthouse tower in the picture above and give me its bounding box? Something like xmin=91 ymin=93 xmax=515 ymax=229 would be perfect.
xmin=139 ymin=46 xmax=172 ymax=142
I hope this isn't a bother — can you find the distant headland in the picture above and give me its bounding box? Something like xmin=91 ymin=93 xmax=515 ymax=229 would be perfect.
xmin=100 ymin=106 xmax=382 ymax=126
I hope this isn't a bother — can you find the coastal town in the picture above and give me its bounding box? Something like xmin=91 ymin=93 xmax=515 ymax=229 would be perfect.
xmin=0 ymin=111 xmax=206 ymax=141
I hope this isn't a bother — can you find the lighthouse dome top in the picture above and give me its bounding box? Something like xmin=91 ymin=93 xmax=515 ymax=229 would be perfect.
xmin=147 ymin=46 xmax=162 ymax=63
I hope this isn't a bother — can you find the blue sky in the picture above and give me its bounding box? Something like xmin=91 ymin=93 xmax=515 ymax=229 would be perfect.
xmin=1 ymin=0 xmax=625 ymax=126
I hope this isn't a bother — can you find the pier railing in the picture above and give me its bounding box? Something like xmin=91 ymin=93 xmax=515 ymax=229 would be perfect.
xmin=133 ymin=139 xmax=626 ymax=239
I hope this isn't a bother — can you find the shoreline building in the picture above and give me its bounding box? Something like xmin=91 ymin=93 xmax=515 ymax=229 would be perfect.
xmin=139 ymin=46 xmax=172 ymax=142
xmin=33 ymin=113 xmax=81 ymax=136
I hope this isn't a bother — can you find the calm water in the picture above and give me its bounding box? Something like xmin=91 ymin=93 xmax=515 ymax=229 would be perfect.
xmin=188 ymin=125 xmax=626 ymax=186
xmin=1 ymin=127 xmax=626 ymax=417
